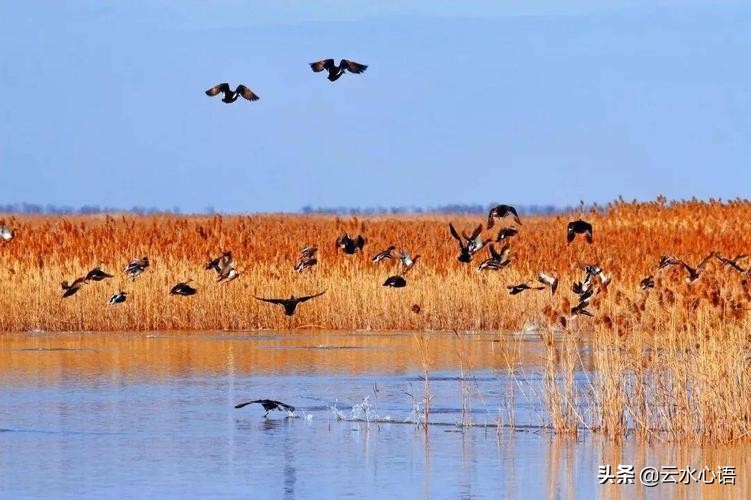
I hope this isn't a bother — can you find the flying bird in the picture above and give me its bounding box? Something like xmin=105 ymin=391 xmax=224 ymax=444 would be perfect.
xmin=680 ymin=253 xmax=715 ymax=284
xmin=85 ymin=264 xmax=113 ymax=282
xmin=571 ymin=299 xmax=593 ymax=317
xmin=124 ymin=257 xmax=149 ymax=280
xmin=537 ymin=272 xmax=559 ymax=295
xmin=567 ymin=220 xmax=593 ymax=244
xmin=61 ymin=277 xmax=87 ymax=299
xmin=206 ymin=252 xmax=233 ymax=274
xmin=234 ymin=399 xmax=295 ymax=417
xmin=658 ymin=255 xmax=681 ymax=270
xmin=507 ymin=282 xmax=545 ymax=295
xmin=383 ymin=275 xmax=407 ymax=288
xmin=477 ymin=243 xmax=510 ymax=271
xmin=449 ymin=223 xmax=489 ymax=263
xmin=309 ymin=59 xmax=367 ymax=82
xmin=336 ymin=233 xmax=365 ymax=255
xmin=0 ymin=225 xmax=13 ymax=242
xmin=255 ymin=290 xmax=326 ymax=316
xmin=108 ymin=291 xmax=127 ymax=305
xmin=295 ymin=247 xmax=318 ymax=272
xmin=372 ymin=246 xmax=396 ymax=263
xmin=640 ymin=276 xmax=655 ymax=291
xmin=399 ymin=249 xmax=420 ymax=275
xmin=715 ymin=253 xmax=748 ymax=272
xmin=495 ymin=227 xmax=519 ymax=242
xmin=205 ymin=83 xmax=259 ymax=103
xmin=170 ymin=281 xmax=197 ymax=296
xmin=487 ymin=204 xmax=522 ymax=229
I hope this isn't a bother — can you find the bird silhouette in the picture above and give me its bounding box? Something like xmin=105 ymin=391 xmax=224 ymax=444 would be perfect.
xmin=85 ymin=263 xmax=113 ymax=282
xmin=567 ymin=220 xmax=593 ymax=244
xmin=336 ymin=233 xmax=365 ymax=254
xmin=108 ymin=291 xmax=127 ymax=305
xmin=255 ymin=290 xmax=326 ymax=316
xmin=309 ymin=59 xmax=367 ymax=82
xmin=234 ymin=399 xmax=295 ymax=417
xmin=383 ymin=275 xmax=407 ymax=288
xmin=170 ymin=281 xmax=197 ymax=296
xmin=205 ymin=83 xmax=259 ymax=103
xmin=487 ymin=204 xmax=522 ymax=229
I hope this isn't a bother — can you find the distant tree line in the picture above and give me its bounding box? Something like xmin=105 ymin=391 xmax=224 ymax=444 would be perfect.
xmin=300 ymin=203 xmax=575 ymax=216
xmin=0 ymin=203 xmax=181 ymax=215
xmin=0 ymin=202 xmax=578 ymax=216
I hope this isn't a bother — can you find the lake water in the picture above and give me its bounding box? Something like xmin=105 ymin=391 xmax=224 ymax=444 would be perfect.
xmin=1 ymin=331 xmax=748 ymax=499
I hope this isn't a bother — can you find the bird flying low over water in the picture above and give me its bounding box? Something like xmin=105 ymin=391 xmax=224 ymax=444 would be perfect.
xmin=85 ymin=263 xmax=113 ymax=282
xmin=61 ymin=278 xmax=87 ymax=299
xmin=234 ymin=399 xmax=295 ymax=417
xmin=309 ymin=59 xmax=367 ymax=82
xmin=255 ymin=290 xmax=326 ymax=316
xmin=0 ymin=225 xmax=13 ymax=242
xmin=567 ymin=220 xmax=593 ymax=244
xmin=507 ymin=282 xmax=545 ymax=295
xmin=124 ymin=257 xmax=149 ymax=280
xmin=109 ymin=291 xmax=127 ymax=305
xmin=170 ymin=281 xmax=197 ymax=296
xmin=537 ymin=272 xmax=559 ymax=295
xmin=383 ymin=275 xmax=407 ymax=288
xmin=205 ymin=83 xmax=259 ymax=103
xmin=372 ymin=246 xmax=396 ymax=263
xmin=487 ymin=205 xmax=522 ymax=229
xmin=336 ymin=233 xmax=365 ymax=255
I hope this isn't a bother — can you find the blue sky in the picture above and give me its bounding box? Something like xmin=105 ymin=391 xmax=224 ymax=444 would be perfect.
xmin=1 ymin=1 xmax=750 ymax=213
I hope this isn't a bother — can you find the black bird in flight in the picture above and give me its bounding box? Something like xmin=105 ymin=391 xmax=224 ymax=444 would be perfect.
xmin=537 ymin=272 xmax=559 ymax=295
xmin=487 ymin=204 xmax=522 ymax=229
xmin=383 ymin=275 xmax=407 ymax=288
xmin=109 ymin=291 xmax=127 ymax=305
xmin=170 ymin=281 xmax=197 ymax=296
xmin=715 ymin=253 xmax=748 ymax=272
xmin=255 ymin=290 xmax=326 ymax=316
xmin=507 ymin=282 xmax=545 ymax=295
xmin=309 ymin=59 xmax=368 ymax=82
xmin=124 ymin=257 xmax=149 ymax=280
xmin=567 ymin=220 xmax=593 ymax=244
xmin=234 ymin=399 xmax=296 ymax=417
xmin=476 ymin=243 xmax=510 ymax=271
xmin=205 ymin=83 xmax=259 ymax=103
xmin=640 ymin=276 xmax=655 ymax=291
xmin=449 ymin=223 xmax=489 ymax=263
xmin=61 ymin=277 xmax=87 ymax=299
xmin=336 ymin=233 xmax=366 ymax=255
xmin=85 ymin=263 xmax=113 ymax=282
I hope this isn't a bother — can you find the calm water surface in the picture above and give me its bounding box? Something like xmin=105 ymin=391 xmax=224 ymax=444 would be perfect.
xmin=0 ymin=331 xmax=748 ymax=499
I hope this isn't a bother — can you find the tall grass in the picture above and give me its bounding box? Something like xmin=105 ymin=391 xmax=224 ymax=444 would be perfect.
xmin=2 ymin=198 xmax=749 ymax=333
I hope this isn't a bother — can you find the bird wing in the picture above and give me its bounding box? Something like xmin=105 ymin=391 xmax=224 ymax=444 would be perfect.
xmin=296 ymin=290 xmax=327 ymax=303
xmin=566 ymin=223 xmax=575 ymax=243
xmin=355 ymin=235 xmax=366 ymax=249
xmin=470 ymin=224 xmax=483 ymax=240
xmin=449 ymin=223 xmax=462 ymax=242
xmin=255 ymin=297 xmax=289 ymax=306
xmin=538 ymin=272 xmax=555 ymax=286
xmin=697 ymin=252 xmax=715 ymax=269
xmin=206 ymin=83 xmax=231 ymax=96
xmin=497 ymin=243 xmax=510 ymax=262
xmin=340 ymin=59 xmax=367 ymax=73
xmin=273 ymin=400 xmax=296 ymax=412
xmin=236 ymin=85 xmax=260 ymax=101
xmin=310 ymin=59 xmax=336 ymax=72
xmin=509 ymin=206 xmax=522 ymax=225
xmin=486 ymin=207 xmax=497 ymax=229
xmin=488 ymin=244 xmax=500 ymax=260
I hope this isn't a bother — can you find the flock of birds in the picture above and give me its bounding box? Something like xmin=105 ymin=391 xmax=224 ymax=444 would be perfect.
xmin=204 ymin=58 xmax=368 ymax=104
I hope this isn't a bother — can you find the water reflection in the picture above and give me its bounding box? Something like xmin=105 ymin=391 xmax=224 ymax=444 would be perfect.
xmin=0 ymin=331 xmax=747 ymax=498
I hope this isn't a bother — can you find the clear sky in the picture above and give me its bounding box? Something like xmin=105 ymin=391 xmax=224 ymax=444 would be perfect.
xmin=1 ymin=1 xmax=750 ymax=213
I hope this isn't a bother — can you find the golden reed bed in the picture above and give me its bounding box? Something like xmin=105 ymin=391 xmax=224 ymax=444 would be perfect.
xmin=0 ymin=198 xmax=749 ymax=333
xmin=2 ymin=197 xmax=751 ymax=443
